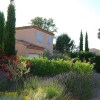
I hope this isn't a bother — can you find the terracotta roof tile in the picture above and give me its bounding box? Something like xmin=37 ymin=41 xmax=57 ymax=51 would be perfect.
xmin=16 ymin=39 xmax=45 ymax=50
xmin=16 ymin=26 xmax=54 ymax=36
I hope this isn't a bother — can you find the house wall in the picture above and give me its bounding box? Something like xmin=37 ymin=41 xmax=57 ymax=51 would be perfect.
xmin=16 ymin=28 xmax=53 ymax=53
xmin=16 ymin=42 xmax=43 ymax=57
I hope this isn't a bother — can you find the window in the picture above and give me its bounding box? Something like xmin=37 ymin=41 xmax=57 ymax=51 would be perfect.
xmin=27 ymin=53 xmax=39 ymax=58
xmin=47 ymin=36 xmax=51 ymax=45
xmin=37 ymin=33 xmax=42 ymax=42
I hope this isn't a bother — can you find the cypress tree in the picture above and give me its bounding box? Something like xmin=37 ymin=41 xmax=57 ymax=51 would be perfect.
xmin=0 ymin=12 xmax=5 ymax=50
xmin=85 ymin=32 xmax=89 ymax=52
xmin=79 ymin=30 xmax=83 ymax=51
xmin=4 ymin=0 xmax=16 ymax=56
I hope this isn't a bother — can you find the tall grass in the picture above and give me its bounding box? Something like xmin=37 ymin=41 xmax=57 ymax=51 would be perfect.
xmin=0 ymin=93 xmax=24 ymax=100
xmin=20 ymin=76 xmax=69 ymax=100
xmin=57 ymin=72 xmax=93 ymax=100
xmin=0 ymin=72 xmax=93 ymax=100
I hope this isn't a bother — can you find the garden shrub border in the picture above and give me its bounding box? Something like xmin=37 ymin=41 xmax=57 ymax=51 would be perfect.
xmin=19 ymin=57 xmax=94 ymax=76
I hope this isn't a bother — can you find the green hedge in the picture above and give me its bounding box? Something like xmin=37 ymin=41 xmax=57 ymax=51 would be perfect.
xmin=24 ymin=57 xmax=73 ymax=76
xmin=79 ymin=51 xmax=96 ymax=62
xmin=69 ymin=51 xmax=96 ymax=63
xmin=95 ymin=56 xmax=100 ymax=72
xmin=19 ymin=57 xmax=94 ymax=76
xmin=69 ymin=52 xmax=79 ymax=58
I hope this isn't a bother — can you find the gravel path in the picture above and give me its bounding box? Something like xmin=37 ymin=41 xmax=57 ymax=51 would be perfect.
xmin=91 ymin=70 xmax=100 ymax=100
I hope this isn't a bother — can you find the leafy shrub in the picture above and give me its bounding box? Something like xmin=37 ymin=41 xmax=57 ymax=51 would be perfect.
xmin=95 ymin=55 xmax=100 ymax=72
xmin=58 ymin=72 xmax=93 ymax=100
xmin=0 ymin=48 xmax=31 ymax=80
xmin=69 ymin=52 xmax=79 ymax=58
xmin=0 ymin=80 xmax=8 ymax=91
xmin=72 ymin=61 xmax=93 ymax=75
xmin=79 ymin=51 xmax=96 ymax=62
xmin=19 ymin=57 xmax=94 ymax=76
xmin=42 ymin=50 xmax=70 ymax=60
xmin=42 ymin=50 xmax=52 ymax=59
xmin=52 ymin=54 xmax=70 ymax=60
xmin=30 ymin=58 xmax=73 ymax=76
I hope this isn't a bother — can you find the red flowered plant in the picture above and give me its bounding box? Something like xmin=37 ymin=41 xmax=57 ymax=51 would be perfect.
xmin=0 ymin=48 xmax=31 ymax=80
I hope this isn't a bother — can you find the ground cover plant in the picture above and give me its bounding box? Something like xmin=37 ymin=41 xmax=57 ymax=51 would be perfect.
xmin=0 ymin=92 xmax=24 ymax=100
xmin=0 ymin=50 xmax=95 ymax=100
xmin=0 ymin=72 xmax=93 ymax=100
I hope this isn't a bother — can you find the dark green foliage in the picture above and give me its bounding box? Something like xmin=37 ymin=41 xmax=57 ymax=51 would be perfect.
xmin=10 ymin=0 xmax=14 ymax=2
xmin=84 ymin=52 xmax=95 ymax=62
xmin=85 ymin=32 xmax=89 ymax=52
xmin=43 ymin=50 xmax=70 ymax=60
xmin=79 ymin=51 xmax=96 ymax=62
xmin=56 ymin=34 xmax=75 ymax=53
xmin=79 ymin=51 xmax=85 ymax=62
xmin=4 ymin=1 xmax=16 ymax=56
xmin=31 ymin=17 xmax=57 ymax=32
xmin=79 ymin=30 xmax=83 ymax=51
xmin=97 ymin=29 xmax=100 ymax=39
xmin=69 ymin=52 xmax=79 ymax=58
xmin=31 ymin=17 xmax=43 ymax=28
xmin=0 ymin=12 xmax=5 ymax=51
xmin=95 ymin=56 xmax=100 ymax=72
xmin=53 ymin=44 xmax=56 ymax=50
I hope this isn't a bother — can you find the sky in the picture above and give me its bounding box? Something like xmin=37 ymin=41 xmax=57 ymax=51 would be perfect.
xmin=0 ymin=0 xmax=100 ymax=49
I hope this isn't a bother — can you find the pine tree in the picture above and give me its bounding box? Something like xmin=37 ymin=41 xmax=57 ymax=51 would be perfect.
xmin=4 ymin=0 xmax=16 ymax=56
xmin=79 ymin=30 xmax=83 ymax=51
xmin=56 ymin=34 xmax=74 ymax=53
xmin=0 ymin=12 xmax=5 ymax=50
xmin=85 ymin=32 xmax=89 ymax=52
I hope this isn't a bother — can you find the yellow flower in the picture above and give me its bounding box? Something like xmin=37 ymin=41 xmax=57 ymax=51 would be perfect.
xmin=24 ymin=96 xmax=29 ymax=100
xmin=0 ymin=92 xmax=17 ymax=95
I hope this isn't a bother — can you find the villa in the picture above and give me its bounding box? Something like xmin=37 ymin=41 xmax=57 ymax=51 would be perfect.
xmin=16 ymin=26 xmax=54 ymax=57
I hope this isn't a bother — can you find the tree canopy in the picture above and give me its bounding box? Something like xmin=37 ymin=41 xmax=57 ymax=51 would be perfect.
xmin=55 ymin=34 xmax=75 ymax=53
xmin=31 ymin=17 xmax=57 ymax=32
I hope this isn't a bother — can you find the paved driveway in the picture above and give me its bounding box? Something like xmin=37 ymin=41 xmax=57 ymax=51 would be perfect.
xmin=91 ymin=70 xmax=100 ymax=100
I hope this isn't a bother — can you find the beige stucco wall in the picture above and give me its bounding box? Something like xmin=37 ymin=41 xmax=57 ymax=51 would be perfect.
xmin=16 ymin=28 xmax=53 ymax=53
xmin=16 ymin=42 xmax=43 ymax=57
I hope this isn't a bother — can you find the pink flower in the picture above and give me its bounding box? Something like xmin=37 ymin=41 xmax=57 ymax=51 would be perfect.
xmin=2 ymin=67 xmax=9 ymax=72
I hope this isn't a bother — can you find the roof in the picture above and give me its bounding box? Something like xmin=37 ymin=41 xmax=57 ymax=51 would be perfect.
xmin=89 ymin=48 xmax=100 ymax=55
xmin=16 ymin=26 xmax=54 ymax=36
xmin=16 ymin=39 xmax=45 ymax=50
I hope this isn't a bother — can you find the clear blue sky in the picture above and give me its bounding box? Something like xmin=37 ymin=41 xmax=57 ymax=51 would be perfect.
xmin=0 ymin=0 xmax=100 ymax=49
